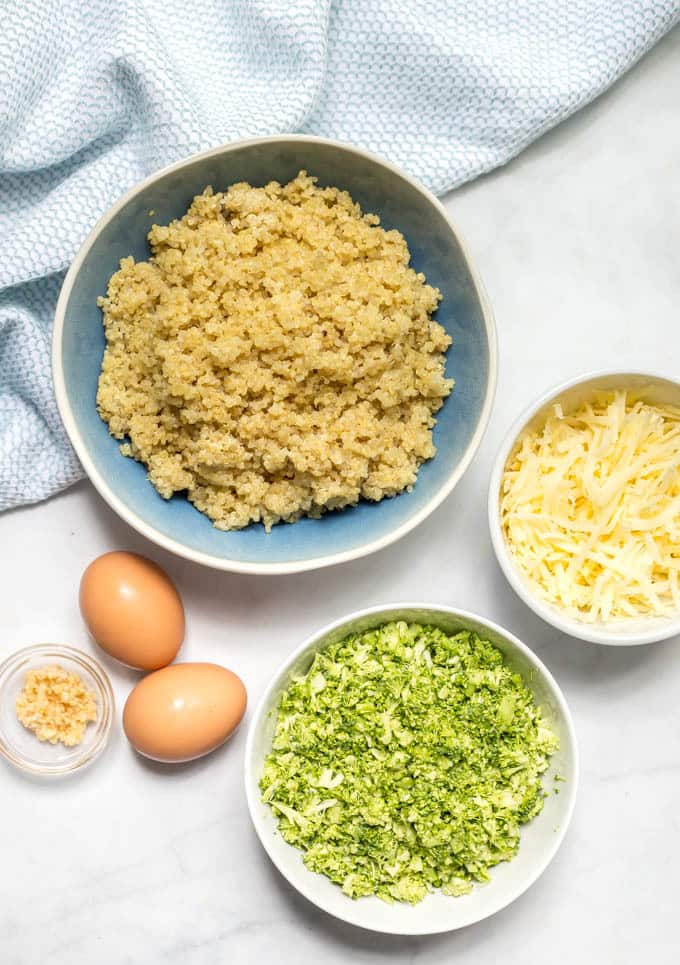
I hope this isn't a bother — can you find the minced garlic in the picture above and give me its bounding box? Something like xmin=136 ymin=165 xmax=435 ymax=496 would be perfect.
xmin=16 ymin=665 xmax=98 ymax=746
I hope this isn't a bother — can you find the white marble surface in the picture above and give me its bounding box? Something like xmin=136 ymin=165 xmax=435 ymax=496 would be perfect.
xmin=2 ymin=27 xmax=680 ymax=965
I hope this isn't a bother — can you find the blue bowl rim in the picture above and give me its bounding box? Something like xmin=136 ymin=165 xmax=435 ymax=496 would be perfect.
xmin=52 ymin=134 xmax=498 ymax=574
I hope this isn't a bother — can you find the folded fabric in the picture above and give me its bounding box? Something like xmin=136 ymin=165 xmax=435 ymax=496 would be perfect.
xmin=1 ymin=0 xmax=678 ymax=511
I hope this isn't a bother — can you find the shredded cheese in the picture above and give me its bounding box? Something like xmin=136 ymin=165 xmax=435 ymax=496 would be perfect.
xmin=500 ymin=390 xmax=680 ymax=622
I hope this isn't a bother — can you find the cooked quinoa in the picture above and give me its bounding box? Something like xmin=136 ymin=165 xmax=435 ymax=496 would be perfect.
xmin=97 ymin=172 xmax=453 ymax=531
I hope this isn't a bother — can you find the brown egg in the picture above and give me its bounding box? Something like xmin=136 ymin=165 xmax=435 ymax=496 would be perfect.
xmin=79 ymin=551 xmax=184 ymax=671
xmin=123 ymin=663 xmax=247 ymax=763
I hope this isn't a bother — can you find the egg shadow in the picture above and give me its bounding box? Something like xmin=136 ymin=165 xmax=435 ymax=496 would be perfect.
xmin=127 ymin=726 xmax=242 ymax=777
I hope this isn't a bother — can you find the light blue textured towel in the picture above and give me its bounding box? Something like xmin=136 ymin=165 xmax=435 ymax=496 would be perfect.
xmin=1 ymin=1 xmax=678 ymax=511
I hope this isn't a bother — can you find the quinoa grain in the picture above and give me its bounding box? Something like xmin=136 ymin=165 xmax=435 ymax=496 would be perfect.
xmin=97 ymin=172 xmax=453 ymax=531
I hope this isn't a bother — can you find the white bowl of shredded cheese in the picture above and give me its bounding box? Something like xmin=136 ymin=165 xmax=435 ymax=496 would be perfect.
xmin=489 ymin=371 xmax=680 ymax=646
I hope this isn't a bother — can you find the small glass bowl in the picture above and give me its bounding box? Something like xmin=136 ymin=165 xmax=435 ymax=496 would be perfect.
xmin=0 ymin=644 xmax=114 ymax=776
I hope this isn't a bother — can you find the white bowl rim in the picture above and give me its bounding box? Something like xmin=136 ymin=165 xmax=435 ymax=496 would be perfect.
xmin=244 ymin=602 xmax=579 ymax=935
xmin=51 ymin=134 xmax=498 ymax=576
xmin=488 ymin=368 xmax=680 ymax=646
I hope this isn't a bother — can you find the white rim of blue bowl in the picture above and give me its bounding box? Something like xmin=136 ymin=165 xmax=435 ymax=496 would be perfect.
xmin=52 ymin=135 xmax=498 ymax=575
xmin=488 ymin=368 xmax=680 ymax=646
xmin=244 ymin=602 xmax=579 ymax=935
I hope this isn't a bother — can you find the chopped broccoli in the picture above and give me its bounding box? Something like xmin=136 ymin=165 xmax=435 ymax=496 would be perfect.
xmin=260 ymin=622 xmax=558 ymax=904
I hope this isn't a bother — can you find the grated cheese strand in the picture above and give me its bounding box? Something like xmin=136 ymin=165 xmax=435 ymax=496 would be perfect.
xmin=500 ymin=390 xmax=680 ymax=622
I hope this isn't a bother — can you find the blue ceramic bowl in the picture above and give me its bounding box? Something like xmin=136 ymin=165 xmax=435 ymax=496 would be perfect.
xmin=53 ymin=136 xmax=497 ymax=574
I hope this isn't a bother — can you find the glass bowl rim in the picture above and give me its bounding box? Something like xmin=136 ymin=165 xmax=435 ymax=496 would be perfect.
xmin=0 ymin=643 xmax=115 ymax=776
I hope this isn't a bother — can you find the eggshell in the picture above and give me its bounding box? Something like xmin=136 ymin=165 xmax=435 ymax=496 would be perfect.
xmin=79 ymin=551 xmax=184 ymax=671
xmin=123 ymin=663 xmax=247 ymax=763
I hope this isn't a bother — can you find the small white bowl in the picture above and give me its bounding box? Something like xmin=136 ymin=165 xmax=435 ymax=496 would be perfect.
xmin=489 ymin=370 xmax=680 ymax=646
xmin=244 ymin=604 xmax=578 ymax=935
